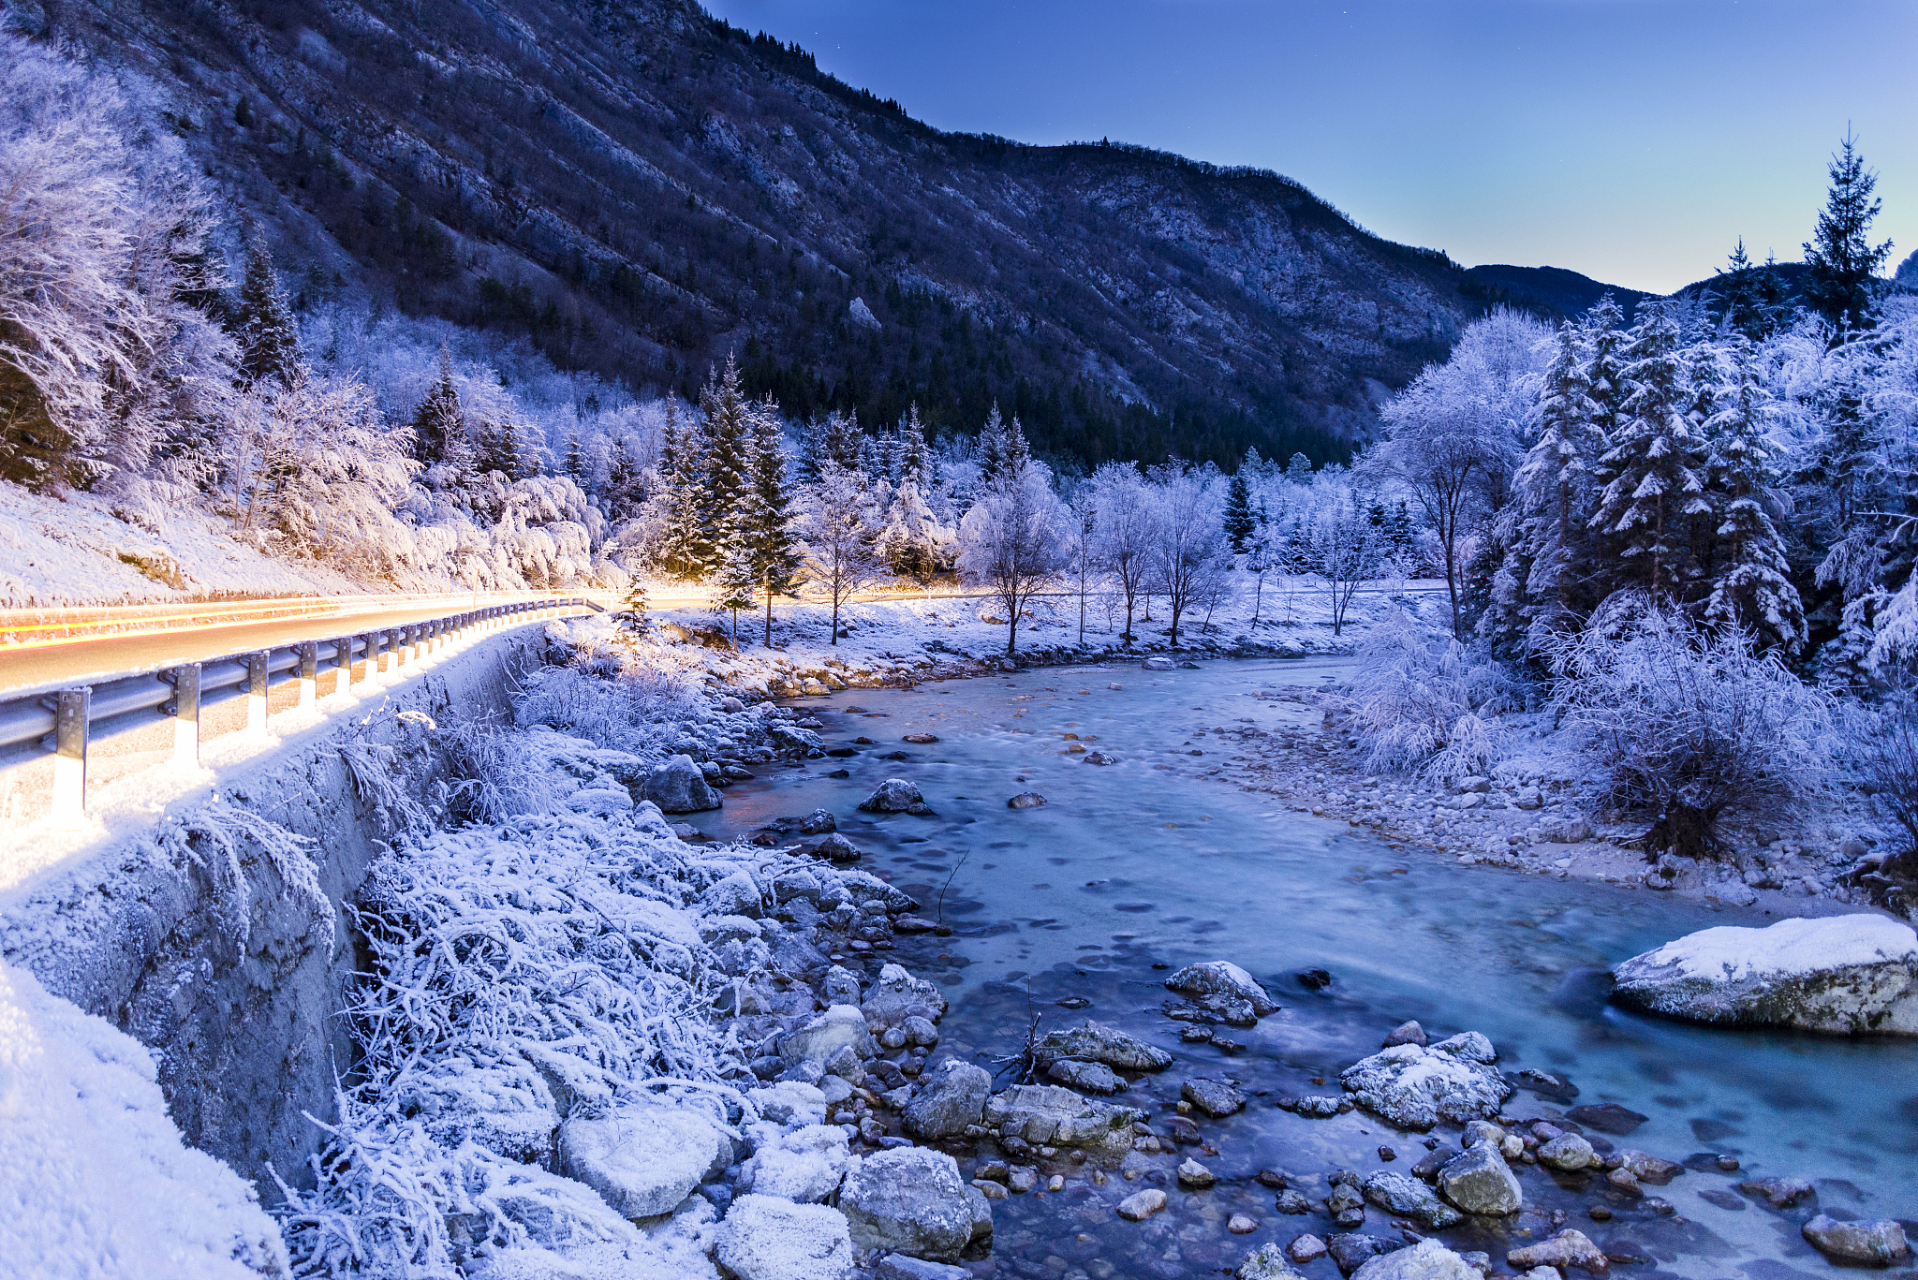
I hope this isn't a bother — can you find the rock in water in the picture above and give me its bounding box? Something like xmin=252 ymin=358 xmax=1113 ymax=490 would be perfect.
xmin=1046 ymin=1059 xmax=1127 ymax=1094
xmin=809 ymin=832 xmax=862 ymax=862
xmin=878 ymin=1257 xmax=972 ymax=1280
xmin=1382 ymin=1020 xmax=1428 ymax=1047
xmin=1288 ymin=1235 xmax=1329 ymax=1263
xmin=1438 ymin=1143 xmax=1523 ymax=1216
xmin=838 ymin=1147 xmax=975 ymax=1261
xmin=1361 ymin=1172 xmax=1464 ymax=1228
xmin=798 ymin=808 xmax=837 ymax=835
xmin=1007 ymin=792 xmax=1047 ymax=809
xmin=859 ymin=778 xmax=935 ymax=815
xmin=1611 ymin=914 xmax=1918 ymax=1034
xmin=716 ymin=1194 xmax=855 ymax=1280
xmin=1353 ymin=1239 xmax=1483 ymax=1280
xmin=559 ymin=1103 xmax=722 ymax=1218
xmin=902 ymin=733 xmax=941 ymax=744
xmin=983 ymin=1084 xmax=1140 ymax=1152
xmin=1537 ymin=1133 xmax=1596 ymax=1171
xmin=1739 ymin=1176 xmax=1814 ymax=1210
xmin=1182 ymin=1076 xmax=1248 ymax=1117
xmin=1117 ymin=1188 xmax=1168 ymax=1220
xmin=1165 ymin=961 xmax=1282 ymax=1022
xmin=903 ymin=1061 xmax=992 ymax=1139
xmin=645 ymin=754 xmax=722 ymax=812
xmin=1339 ymin=1033 xmax=1513 ymax=1130
xmin=1802 ymin=1214 xmax=1912 ymax=1265
xmin=1034 ymin=1020 xmax=1174 ymax=1070
xmin=1326 ymin=1234 xmax=1397 ymax=1276
xmin=1178 ymin=1158 xmax=1217 ymax=1188
xmin=1507 ymin=1229 xmax=1610 ymax=1276
xmin=1564 ymin=1102 xmax=1647 ymax=1135
xmin=1142 ymin=656 xmax=1177 ymax=670
xmin=1238 ymin=1242 xmax=1308 ymax=1278
xmin=861 ymin=962 xmax=948 ymax=1030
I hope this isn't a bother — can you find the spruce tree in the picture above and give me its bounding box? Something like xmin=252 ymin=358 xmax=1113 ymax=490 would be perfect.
xmin=711 ymin=528 xmax=755 ymax=650
xmin=1701 ymin=338 xmax=1805 ymax=652
xmin=1284 ymin=453 xmax=1313 ymax=486
xmin=235 ymin=236 xmax=303 ymax=388
xmin=739 ymin=403 xmax=802 ymax=646
xmin=1803 ymin=133 xmax=1894 ymax=335
xmin=410 ymin=344 xmax=473 ymax=488
xmin=802 ymin=408 xmax=863 ymax=480
xmin=977 ymin=403 xmax=1010 ymax=482
xmin=895 ymin=404 xmax=930 ymax=486
xmin=1581 ymin=296 xmax=1629 ymax=441
xmin=605 ymin=436 xmax=647 ymax=520
xmin=1223 ymin=472 xmax=1255 ymax=552
xmin=657 ymin=400 xmax=713 ymax=577
xmin=1589 ymin=304 xmax=1712 ymax=599
xmin=698 ymin=356 xmax=753 ymax=556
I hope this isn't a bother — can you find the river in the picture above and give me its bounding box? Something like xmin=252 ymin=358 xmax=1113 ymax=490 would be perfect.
xmin=686 ymin=657 xmax=1918 ymax=1280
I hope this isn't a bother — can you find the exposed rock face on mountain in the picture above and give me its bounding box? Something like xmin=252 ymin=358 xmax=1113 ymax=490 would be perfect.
xmin=21 ymin=0 xmax=1518 ymax=464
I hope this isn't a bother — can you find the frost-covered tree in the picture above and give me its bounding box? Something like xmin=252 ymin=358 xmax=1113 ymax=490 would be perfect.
xmin=1088 ymin=462 xmax=1157 ymax=642
xmin=798 ymin=461 xmax=883 ymax=643
xmin=711 ymin=528 xmax=755 ymax=650
xmin=1700 ymin=337 xmax=1805 ymax=652
xmin=1802 ymin=133 xmax=1894 ymax=335
xmin=1310 ymin=487 xmax=1379 ymax=637
xmin=801 ymin=407 xmax=862 ymax=481
xmin=1146 ymin=465 xmax=1229 ymax=647
xmin=738 ymin=402 xmax=801 ymax=646
xmin=976 ymin=402 xmax=1029 ymax=485
xmin=1223 ymin=471 xmax=1255 ymax=552
xmin=652 ymin=400 xmax=711 ymax=577
xmin=235 ymin=235 xmax=303 ymax=389
xmin=1589 ymin=304 xmax=1712 ymax=599
xmin=411 ymin=343 xmax=476 ymax=492
xmin=696 ymin=356 xmax=752 ymax=561
xmin=958 ymin=461 xmax=1067 ymax=656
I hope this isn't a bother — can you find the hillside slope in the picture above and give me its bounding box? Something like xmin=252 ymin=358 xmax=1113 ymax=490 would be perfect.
xmin=18 ymin=0 xmax=1508 ymax=465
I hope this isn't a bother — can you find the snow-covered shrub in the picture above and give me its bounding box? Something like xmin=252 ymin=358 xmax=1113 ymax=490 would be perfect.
xmin=1351 ymin=608 xmax=1515 ymax=777
xmin=514 ymin=653 xmax=706 ymax=756
xmin=1551 ymin=597 xmax=1835 ymax=860
xmin=1847 ymin=688 xmax=1918 ymax=909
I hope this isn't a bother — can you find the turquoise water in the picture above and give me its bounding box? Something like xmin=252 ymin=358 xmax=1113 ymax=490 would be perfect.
xmin=691 ymin=658 xmax=1918 ymax=1280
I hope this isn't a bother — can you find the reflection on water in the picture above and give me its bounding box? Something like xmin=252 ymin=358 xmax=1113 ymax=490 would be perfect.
xmin=691 ymin=659 xmax=1918 ymax=1280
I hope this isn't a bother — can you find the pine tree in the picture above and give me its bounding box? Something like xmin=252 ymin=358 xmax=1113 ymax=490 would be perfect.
xmin=698 ymin=356 xmax=753 ymax=555
xmin=1223 ymin=472 xmax=1255 ymax=552
xmin=410 ymin=343 xmax=474 ymax=489
xmin=1701 ymin=337 xmax=1805 ymax=652
xmin=1284 ymin=452 xmax=1313 ymax=486
xmin=711 ymin=527 xmax=755 ymax=650
xmin=1589 ymin=304 xmax=1712 ymax=599
xmin=1711 ymin=239 xmax=1786 ymax=341
xmin=738 ymin=402 xmax=802 ymax=646
xmin=605 ymin=435 xmax=646 ymax=520
xmin=1803 ymin=133 xmax=1894 ymax=335
xmin=235 ymin=236 xmax=303 ymax=388
xmin=978 ymin=402 xmax=1009 ymax=482
xmin=656 ymin=400 xmax=713 ymax=577
xmin=1503 ymin=321 xmax=1602 ymax=650
xmin=802 ymin=408 xmax=862 ymax=480
xmin=1581 ymin=296 xmax=1629 ymax=441
xmin=895 ymin=404 xmax=930 ymax=486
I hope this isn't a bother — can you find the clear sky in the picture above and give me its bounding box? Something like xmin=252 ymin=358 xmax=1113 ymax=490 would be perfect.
xmin=701 ymin=0 xmax=1917 ymax=295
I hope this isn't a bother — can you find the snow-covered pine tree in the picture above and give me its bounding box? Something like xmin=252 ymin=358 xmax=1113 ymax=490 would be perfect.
xmin=977 ymin=403 xmax=1008 ymax=482
xmin=604 ymin=435 xmax=647 ymax=521
xmin=1802 ymin=133 xmax=1894 ymax=335
xmin=1581 ymin=296 xmax=1629 ymax=442
xmin=411 ymin=344 xmax=475 ymax=491
xmin=895 ymin=405 xmax=930 ymax=485
xmin=801 ymin=408 xmax=862 ymax=480
xmin=739 ymin=401 xmax=802 ymax=646
xmin=1284 ymin=452 xmax=1313 ymax=487
xmin=711 ymin=528 xmax=755 ymax=650
xmin=1223 ymin=471 xmax=1255 ymax=552
xmin=654 ymin=399 xmax=712 ymax=577
xmin=235 ymin=235 xmax=303 ymax=389
xmin=1701 ymin=337 xmax=1806 ymax=652
xmin=697 ymin=356 xmax=753 ymax=563
xmin=1589 ymin=303 xmax=1712 ymax=600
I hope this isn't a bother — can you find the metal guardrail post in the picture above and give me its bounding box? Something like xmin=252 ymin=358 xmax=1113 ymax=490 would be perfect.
xmin=363 ymin=631 xmax=380 ymax=678
xmin=298 ymin=641 xmax=318 ymax=708
xmin=51 ymin=688 xmax=90 ymax=825
xmin=246 ymin=650 xmax=269 ymax=734
xmin=169 ymin=664 xmax=201 ymax=766
xmin=334 ymin=636 xmax=352 ymax=694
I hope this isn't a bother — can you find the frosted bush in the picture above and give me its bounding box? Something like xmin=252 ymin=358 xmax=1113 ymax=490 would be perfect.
xmin=513 ymin=655 xmax=706 ymax=756
xmin=1351 ymin=608 xmax=1515 ymax=777
xmin=1551 ymin=597 xmax=1835 ymax=860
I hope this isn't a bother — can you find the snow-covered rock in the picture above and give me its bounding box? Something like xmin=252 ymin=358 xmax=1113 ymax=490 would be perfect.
xmin=1163 ymin=960 xmax=1280 ymax=1024
xmin=1046 ymin=1058 xmax=1128 ymax=1094
xmin=1033 ymin=1019 xmax=1174 ymax=1070
xmin=559 ymin=1102 xmax=724 ymax=1219
xmin=645 ymin=754 xmax=722 ymax=812
xmin=982 ymin=1084 xmax=1141 ymax=1151
xmin=0 ymin=963 xmax=290 ymax=1280
xmin=1611 ymin=914 xmax=1918 ymax=1034
xmin=781 ymin=1005 xmax=874 ymax=1066
xmin=566 ymin=786 xmax=634 ymax=816
xmin=715 ymin=1195 xmax=854 ymax=1280
xmin=747 ymin=1081 xmax=828 ymax=1129
xmin=1339 ymin=1032 xmax=1512 ymax=1130
xmin=860 ymin=962 xmax=947 ymax=1030
xmin=837 ymin=1147 xmax=976 ymax=1260
xmin=1353 ymin=1238 xmax=1481 ymax=1280
xmin=858 ymin=778 xmax=934 ymax=814
xmin=741 ymin=1124 xmax=850 ymax=1203
xmin=1362 ymin=1171 xmax=1464 ymax=1228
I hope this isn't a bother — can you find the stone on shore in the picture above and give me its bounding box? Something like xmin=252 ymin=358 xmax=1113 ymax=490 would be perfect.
xmin=1507 ymin=1229 xmax=1609 ymax=1276
xmin=1238 ymin=1242 xmax=1309 ymax=1278
xmin=1802 ymin=1214 xmax=1911 ymax=1266
xmin=744 ymin=1124 xmax=851 ymax=1203
xmin=1611 ymin=914 xmax=1918 ymax=1035
xmin=559 ymin=1102 xmax=723 ymax=1219
xmin=715 ymin=1195 xmax=854 ymax=1280
xmin=902 ymin=1061 xmax=992 ymax=1140
xmin=838 ymin=1147 xmax=975 ymax=1261
xmin=1034 ymin=1020 xmax=1174 ymax=1071
xmin=1339 ymin=1033 xmax=1512 ymax=1130
xmin=782 ymin=1006 xmax=873 ymax=1068
xmin=861 ymin=963 xmax=948 ymax=1030
xmin=877 ymin=1256 xmax=972 ymax=1280
xmin=645 ymin=754 xmax=722 ymax=813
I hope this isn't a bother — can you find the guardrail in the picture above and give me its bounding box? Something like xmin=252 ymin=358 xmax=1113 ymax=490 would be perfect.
xmin=0 ymin=596 xmax=603 ymax=826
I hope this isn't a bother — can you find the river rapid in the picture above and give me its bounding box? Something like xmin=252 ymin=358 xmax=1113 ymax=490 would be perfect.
xmin=686 ymin=657 xmax=1918 ymax=1280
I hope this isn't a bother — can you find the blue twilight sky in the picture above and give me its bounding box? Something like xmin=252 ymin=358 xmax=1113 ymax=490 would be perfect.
xmin=700 ymin=0 xmax=1917 ymax=294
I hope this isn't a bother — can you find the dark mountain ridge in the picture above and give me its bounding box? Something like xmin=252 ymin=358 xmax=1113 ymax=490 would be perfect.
xmin=12 ymin=0 xmax=1642 ymax=464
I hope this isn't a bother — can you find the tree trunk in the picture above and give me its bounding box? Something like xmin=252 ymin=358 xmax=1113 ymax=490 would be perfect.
xmin=764 ymin=590 xmax=774 ymax=647
xmin=830 ymin=589 xmax=840 ymax=645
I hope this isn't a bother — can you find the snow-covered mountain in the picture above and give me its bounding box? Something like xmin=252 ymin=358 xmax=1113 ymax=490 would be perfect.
xmin=18 ymin=0 xmax=1556 ymax=465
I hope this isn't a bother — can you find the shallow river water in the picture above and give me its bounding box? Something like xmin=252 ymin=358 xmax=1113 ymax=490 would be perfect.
xmin=688 ymin=658 xmax=1918 ymax=1280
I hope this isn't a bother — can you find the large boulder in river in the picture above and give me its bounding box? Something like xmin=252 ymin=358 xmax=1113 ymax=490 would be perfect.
xmin=1339 ymin=1032 xmax=1512 ymax=1131
xmin=837 ymin=1147 xmax=976 ymax=1261
xmin=645 ymin=754 xmax=722 ymax=813
xmin=859 ymin=778 xmax=935 ymax=815
xmin=1165 ymin=961 xmax=1280 ymax=1024
xmin=903 ymin=1060 xmax=992 ymax=1139
xmin=716 ymin=1195 xmax=854 ymax=1280
xmin=1438 ymin=1143 xmax=1522 ymax=1216
xmin=1033 ymin=1020 xmax=1173 ymax=1071
xmin=559 ymin=1102 xmax=723 ymax=1218
xmin=1611 ymin=914 xmax=1918 ymax=1034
